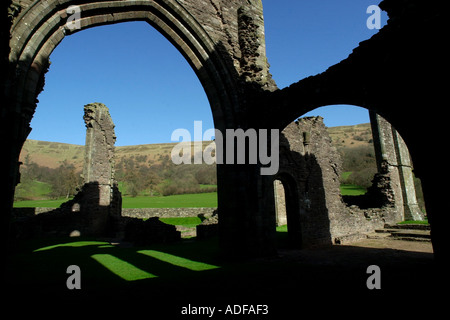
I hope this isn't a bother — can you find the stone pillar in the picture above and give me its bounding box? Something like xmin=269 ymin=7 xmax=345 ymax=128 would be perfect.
xmin=83 ymin=103 xmax=116 ymax=203
xmin=218 ymin=1 xmax=277 ymax=259
xmin=81 ymin=102 xmax=121 ymax=235
xmin=369 ymin=111 xmax=403 ymax=222
xmin=369 ymin=111 xmax=424 ymax=221
xmin=392 ymin=129 xmax=425 ymax=221
xmin=274 ymin=179 xmax=287 ymax=226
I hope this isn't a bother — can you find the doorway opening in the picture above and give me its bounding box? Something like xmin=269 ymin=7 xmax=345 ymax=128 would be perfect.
xmin=274 ymin=173 xmax=302 ymax=249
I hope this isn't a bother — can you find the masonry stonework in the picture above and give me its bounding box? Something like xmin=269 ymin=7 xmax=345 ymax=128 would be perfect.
xmin=277 ymin=117 xmax=395 ymax=247
xmin=370 ymin=112 xmax=424 ymax=222
xmin=79 ymin=102 xmax=122 ymax=235
xmin=1 ymin=0 xmax=446 ymax=261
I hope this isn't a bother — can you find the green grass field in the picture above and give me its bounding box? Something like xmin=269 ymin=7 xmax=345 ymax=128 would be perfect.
xmin=13 ymin=198 xmax=69 ymax=208
xmin=7 ymin=236 xmax=223 ymax=294
xmin=339 ymin=172 xmax=367 ymax=196
xmin=340 ymin=184 xmax=367 ymax=196
xmin=14 ymin=183 xmax=364 ymax=208
xmin=13 ymin=192 xmax=218 ymax=208
xmin=122 ymin=192 xmax=217 ymax=208
xmin=13 ymin=171 xmax=363 ymax=209
xmin=14 ymin=180 xmax=53 ymax=200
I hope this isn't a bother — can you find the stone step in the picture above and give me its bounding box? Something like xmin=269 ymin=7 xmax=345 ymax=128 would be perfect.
xmin=390 ymin=236 xmax=431 ymax=243
xmin=389 ymin=229 xmax=430 ymax=239
xmin=384 ymin=223 xmax=430 ymax=231
xmin=376 ymin=228 xmax=430 ymax=237
xmin=371 ymin=225 xmax=431 ymax=242
xmin=366 ymin=232 xmax=392 ymax=240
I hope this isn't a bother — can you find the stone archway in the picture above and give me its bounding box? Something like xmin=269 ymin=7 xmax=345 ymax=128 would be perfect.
xmin=3 ymin=0 xmax=279 ymax=260
xmin=261 ymin=0 xmax=447 ymax=260
xmin=7 ymin=0 xmax=239 ymax=134
xmin=2 ymin=0 xmax=447 ymax=262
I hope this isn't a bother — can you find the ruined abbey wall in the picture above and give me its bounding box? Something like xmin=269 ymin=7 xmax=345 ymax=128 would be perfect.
xmin=1 ymin=0 xmax=447 ymax=260
xmin=278 ymin=117 xmax=397 ymax=246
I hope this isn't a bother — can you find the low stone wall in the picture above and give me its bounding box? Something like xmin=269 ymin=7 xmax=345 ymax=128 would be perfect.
xmin=330 ymin=206 xmax=389 ymax=245
xmin=13 ymin=207 xmax=217 ymax=219
xmin=13 ymin=207 xmax=58 ymax=217
xmin=12 ymin=207 xmax=218 ymax=241
xmin=121 ymin=207 xmax=217 ymax=219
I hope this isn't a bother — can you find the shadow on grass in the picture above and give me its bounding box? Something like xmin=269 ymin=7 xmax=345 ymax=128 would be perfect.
xmin=6 ymin=237 xmax=227 ymax=303
xmin=5 ymin=234 xmax=440 ymax=317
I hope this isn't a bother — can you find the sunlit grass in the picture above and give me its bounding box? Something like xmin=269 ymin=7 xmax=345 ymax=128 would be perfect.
xmin=340 ymin=184 xmax=367 ymax=196
xmin=121 ymin=192 xmax=217 ymax=208
xmin=19 ymin=239 xmax=221 ymax=285
xmin=14 ymin=192 xmax=218 ymax=208
xmin=91 ymin=254 xmax=157 ymax=281
xmin=33 ymin=241 xmax=109 ymax=252
xmin=138 ymin=250 xmax=220 ymax=271
xmin=399 ymin=220 xmax=429 ymax=225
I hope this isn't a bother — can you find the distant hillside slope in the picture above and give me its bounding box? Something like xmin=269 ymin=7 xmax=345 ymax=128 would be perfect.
xmin=327 ymin=123 xmax=372 ymax=148
xmin=20 ymin=140 xmax=215 ymax=169
xmin=20 ymin=140 xmax=85 ymax=170
xmin=20 ymin=123 xmax=373 ymax=169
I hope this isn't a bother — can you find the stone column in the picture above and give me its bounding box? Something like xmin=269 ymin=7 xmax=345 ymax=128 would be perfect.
xmin=81 ymin=102 xmax=121 ymax=235
xmin=369 ymin=111 xmax=424 ymax=221
xmin=392 ymin=129 xmax=425 ymax=221
xmin=83 ymin=103 xmax=116 ymax=203
xmin=274 ymin=179 xmax=287 ymax=226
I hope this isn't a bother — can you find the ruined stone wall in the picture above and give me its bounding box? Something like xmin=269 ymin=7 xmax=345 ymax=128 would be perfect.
xmin=14 ymin=207 xmax=217 ymax=219
xmin=53 ymin=102 xmax=122 ymax=236
xmin=121 ymin=207 xmax=216 ymax=219
xmin=3 ymin=0 xmax=444 ymax=260
xmin=278 ymin=117 xmax=396 ymax=246
xmin=77 ymin=103 xmax=121 ymax=235
xmin=4 ymin=0 xmax=278 ymax=257
xmin=278 ymin=117 xmax=338 ymax=247
xmin=83 ymin=103 xmax=117 ymax=202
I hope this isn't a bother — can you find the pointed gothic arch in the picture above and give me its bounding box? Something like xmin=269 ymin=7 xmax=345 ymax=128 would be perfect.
xmin=7 ymin=0 xmax=239 ymax=137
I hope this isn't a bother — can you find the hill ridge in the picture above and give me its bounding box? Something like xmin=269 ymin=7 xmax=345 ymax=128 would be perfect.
xmin=20 ymin=123 xmax=373 ymax=169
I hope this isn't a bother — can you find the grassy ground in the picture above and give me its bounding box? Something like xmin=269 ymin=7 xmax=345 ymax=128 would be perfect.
xmin=14 ymin=180 xmax=53 ymax=200
xmin=340 ymin=172 xmax=367 ymax=196
xmin=340 ymin=184 xmax=367 ymax=196
xmin=13 ymin=192 xmax=218 ymax=208
xmin=13 ymin=198 xmax=70 ymax=208
xmin=399 ymin=220 xmax=429 ymax=225
xmin=13 ymin=171 xmax=364 ymax=208
xmin=122 ymin=192 xmax=217 ymax=208
xmin=5 ymin=234 xmax=437 ymax=317
xmin=14 ymin=182 xmax=364 ymax=209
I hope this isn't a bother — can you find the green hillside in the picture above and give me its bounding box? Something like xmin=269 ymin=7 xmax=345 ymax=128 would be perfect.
xmin=20 ymin=124 xmax=373 ymax=170
xmin=15 ymin=123 xmax=375 ymax=207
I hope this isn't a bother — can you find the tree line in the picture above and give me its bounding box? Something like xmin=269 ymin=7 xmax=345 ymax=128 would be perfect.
xmin=339 ymin=145 xmax=377 ymax=188
xmin=15 ymin=155 xmax=82 ymax=201
xmin=14 ymin=144 xmax=390 ymax=200
xmin=115 ymin=154 xmax=217 ymax=197
xmin=15 ymin=153 xmax=218 ymax=201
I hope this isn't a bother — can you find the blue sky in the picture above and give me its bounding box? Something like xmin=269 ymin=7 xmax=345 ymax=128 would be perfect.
xmin=30 ymin=0 xmax=387 ymax=146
